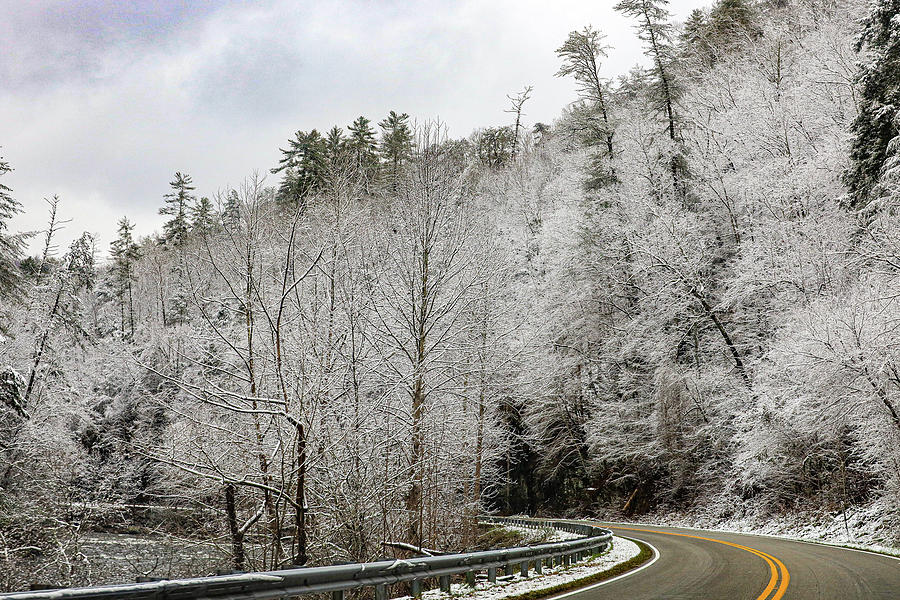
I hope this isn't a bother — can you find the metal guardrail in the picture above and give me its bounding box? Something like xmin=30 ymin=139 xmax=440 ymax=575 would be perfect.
xmin=0 ymin=516 xmax=612 ymax=600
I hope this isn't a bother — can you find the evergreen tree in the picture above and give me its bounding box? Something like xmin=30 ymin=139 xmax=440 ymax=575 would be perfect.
xmin=709 ymin=0 xmax=757 ymax=47
xmin=556 ymin=26 xmax=616 ymax=182
xmin=110 ymin=217 xmax=140 ymax=338
xmin=475 ymin=126 xmax=516 ymax=168
xmin=66 ymin=232 xmax=96 ymax=291
xmin=846 ymin=0 xmax=900 ymax=207
xmin=615 ymin=0 xmax=685 ymax=196
xmin=271 ymin=130 xmax=328 ymax=204
xmin=0 ymin=153 xmax=26 ymax=302
xmin=160 ymin=172 xmax=195 ymax=245
xmin=222 ymin=189 xmax=241 ymax=229
xmin=189 ymin=196 xmax=215 ymax=234
xmin=325 ymin=125 xmax=347 ymax=166
xmin=348 ymin=116 xmax=379 ymax=183
xmin=616 ymin=65 xmax=652 ymax=101
xmin=680 ymin=9 xmax=714 ymax=67
xmin=533 ymin=123 xmax=551 ymax=146
xmin=378 ymin=111 xmax=414 ymax=188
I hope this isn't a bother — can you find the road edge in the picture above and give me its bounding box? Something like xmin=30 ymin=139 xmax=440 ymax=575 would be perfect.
xmin=598 ymin=519 xmax=900 ymax=563
xmin=502 ymin=537 xmax=658 ymax=600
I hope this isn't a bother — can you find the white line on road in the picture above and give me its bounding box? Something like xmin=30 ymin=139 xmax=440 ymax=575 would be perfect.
xmin=545 ymin=536 xmax=661 ymax=600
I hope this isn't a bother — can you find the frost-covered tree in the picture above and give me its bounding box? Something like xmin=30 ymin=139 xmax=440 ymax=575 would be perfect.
xmin=189 ymin=196 xmax=215 ymax=234
xmin=505 ymin=85 xmax=533 ymax=160
xmin=109 ymin=217 xmax=140 ymax=338
xmin=556 ymin=27 xmax=616 ymax=184
xmin=160 ymin=172 xmax=195 ymax=245
xmin=846 ymin=0 xmax=900 ymax=207
xmin=615 ymin=0 xmax=685 ymax=195
xmin=370 ymin=125 xmax=493 ymax=547
xmin=347 ymin=115 xmax=379 ymax=186
xmin=0 ymin=154 xmax=26 ymax=304
xmin=475 ymin=126 xmax=516 ymax=168
xmin=379 ymin=111 xmax=414 ymax=188
xmin=272 ymin=130 xmax=328 ymax=204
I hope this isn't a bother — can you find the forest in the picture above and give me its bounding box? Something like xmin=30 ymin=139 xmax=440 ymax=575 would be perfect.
xmin=2 ymin=0 xmax=900 ymax=591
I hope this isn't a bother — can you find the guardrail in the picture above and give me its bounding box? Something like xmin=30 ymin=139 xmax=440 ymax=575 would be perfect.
xmin=0 ymin=516 xmax=611 ymax=600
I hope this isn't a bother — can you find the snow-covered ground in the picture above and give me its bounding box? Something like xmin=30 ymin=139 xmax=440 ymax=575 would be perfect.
xmin=609 ymin=501 xmax=900 ymax=558
xmin=391 ymin=536 xmax=641 ymax=600
xmin=498 ymin=525 xmax=582 ymax=543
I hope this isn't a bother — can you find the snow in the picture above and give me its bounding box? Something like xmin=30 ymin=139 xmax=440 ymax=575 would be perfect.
xmin=612 ymin=501 xmax=900 ymax=558
xmin=389 ymin=536 xmax=640 ymax=600
xmin=497 ymin=525 xmax=582 ymax=543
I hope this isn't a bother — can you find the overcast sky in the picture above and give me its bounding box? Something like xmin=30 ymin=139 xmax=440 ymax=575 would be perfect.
xmin=1 ymin=0 xmax=709 ymax=256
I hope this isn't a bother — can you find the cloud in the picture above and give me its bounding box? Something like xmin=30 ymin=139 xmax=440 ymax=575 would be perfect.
xmin=0 ymin=0 xmax=709 ymax=257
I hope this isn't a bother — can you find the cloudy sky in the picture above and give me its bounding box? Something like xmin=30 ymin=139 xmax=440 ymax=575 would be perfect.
xmin=1 ymin=0 xmax=708 ymax=256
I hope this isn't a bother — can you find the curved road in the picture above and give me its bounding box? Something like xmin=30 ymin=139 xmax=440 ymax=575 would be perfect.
xmin=562 ymin=522 xmax=900 ymax=599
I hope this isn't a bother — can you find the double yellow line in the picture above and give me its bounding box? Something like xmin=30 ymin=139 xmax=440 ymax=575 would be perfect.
xmin=611 ymin=526 xmax=790 ymax=600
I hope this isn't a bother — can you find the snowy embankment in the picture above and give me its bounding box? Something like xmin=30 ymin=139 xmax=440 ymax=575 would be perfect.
xmin=501 ymin=525 xmax=582 ymax=543
xmin=391 ymin=535 xmax=642 ymax=600
xmin=622 ymin=501 xmax=900 ymax=558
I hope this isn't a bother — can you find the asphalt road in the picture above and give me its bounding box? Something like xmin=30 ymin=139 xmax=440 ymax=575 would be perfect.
xmin=563 ymin=523 xmax=900 ymax=599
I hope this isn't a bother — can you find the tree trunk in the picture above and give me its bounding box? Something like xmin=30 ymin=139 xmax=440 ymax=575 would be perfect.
xmin=224 ymin=484 xmax=245 ymax=571
xmin=690 ymin=289 xmax=750 ymax=387
xmin=24 ymin=286 xmax=63 ymax=406
xmin=294 ymin=424 xmax=308 ymax=565
xmin=407 ymin=374 xmax=425 ymax=549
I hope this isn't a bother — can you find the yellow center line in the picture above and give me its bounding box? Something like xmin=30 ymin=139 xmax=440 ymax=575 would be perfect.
xmin=609 ymin=525 xmax=790 ymax=600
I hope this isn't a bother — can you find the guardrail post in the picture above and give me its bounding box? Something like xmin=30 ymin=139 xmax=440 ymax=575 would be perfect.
xmin=487 ymin=567 xmax=497 ymax=583
xmin=375 ymin=584 xmax=386 ymax=600
xmin=535 ymin=559 xmax=542 ymax=574
xmin=520 ymin=561 xmax=528 ymax=577
xmin=465 ymin=570 xmax=476 ymax=587
xmin=333 ymin=591 xmax=344 ymax=600
xmin=411 ymin=579 xmax=422 ymax=599
xmin=439 ymin=575 xmax=450 ymax=593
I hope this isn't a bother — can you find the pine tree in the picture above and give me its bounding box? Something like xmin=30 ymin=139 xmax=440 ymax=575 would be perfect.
xmin=475 ymin=126 xmax=516 ymax=168
xmin=271 ymin=130 xmax=328 ymax=204
xmin=110 ymin=217 xmax=140 ymax=338
xmin=222 ymin=189 xmax=241 ymax=229
xmin=66 ymin=231 xmax=96 ymax=291
xmin=325 ymin=125 xmax=347 ymax=167
xmin=615 ymin=0 xmax=685 ymax=196
xmin=556 ymin=28 xmax=615 ymax=159
xmin=0 ymin=153 xmax=26 ymax=302
xmin=160 ymin=172 xmax=195 ymax=245
xmin=189 ymin=196 xmax=215 ymax=234
xmin=845 ymin=0 xmax=900 ymax=208
xmin=680 ymin=9 xmax=713 ymax=67
xmin=348 ymin=116 xmax=379 ymax=184
xmin=378 ymin=111 xmax=414 ymax=189
xmin=556 ymin=27 xmax=618 ymax=187
xmin=709 ymin=0 xmax=757 ymax=47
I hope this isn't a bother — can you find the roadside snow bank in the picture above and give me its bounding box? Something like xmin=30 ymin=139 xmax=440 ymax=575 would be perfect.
xmin=615 ymin=501 xmax=900 ymax=557
xmin=391 ymin=536 xmax=641 ymax=600
xmin=500 ymin=525 xmax=581 ymax=543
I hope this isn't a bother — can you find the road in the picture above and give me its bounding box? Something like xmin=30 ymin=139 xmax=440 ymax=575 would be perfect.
xmin=561 ymin=523 xmax=900 ymax=599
